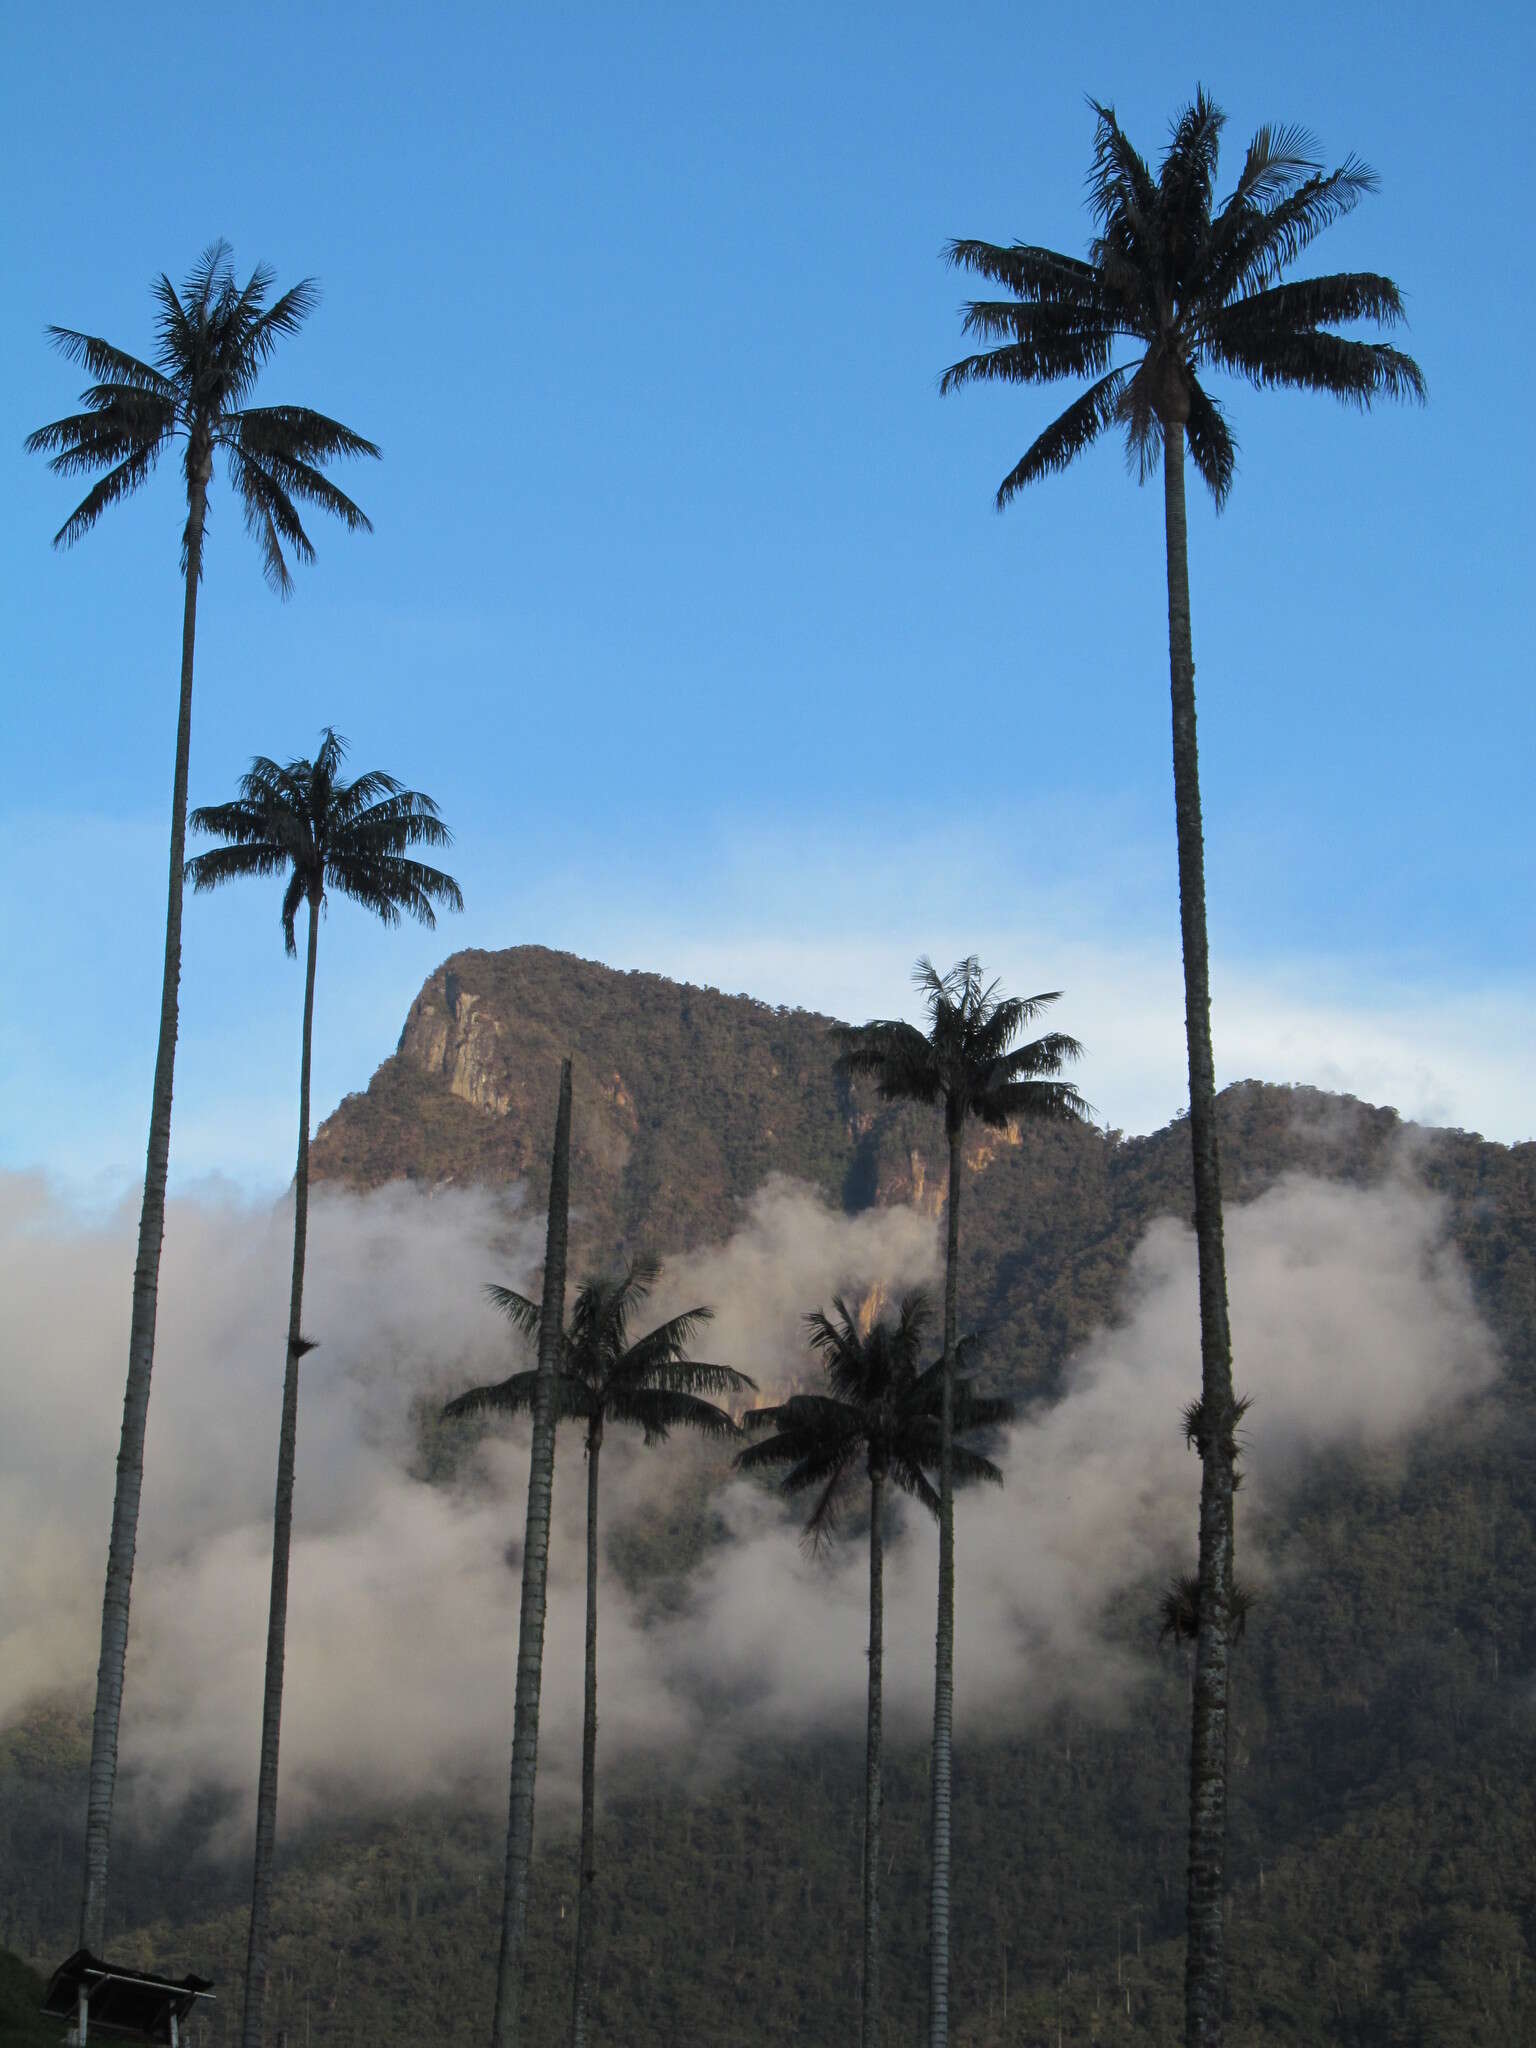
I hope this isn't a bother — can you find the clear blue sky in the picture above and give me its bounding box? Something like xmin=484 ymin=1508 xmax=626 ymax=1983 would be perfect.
xmin=3 ymin=0 xmax=1532 ymax=1196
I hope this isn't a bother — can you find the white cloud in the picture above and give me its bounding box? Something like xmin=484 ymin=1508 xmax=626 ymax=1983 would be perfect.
xmin=0 ymin=1157 xmax=1502 ymax=1857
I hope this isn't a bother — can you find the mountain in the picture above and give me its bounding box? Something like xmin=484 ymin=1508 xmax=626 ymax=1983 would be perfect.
xmin=4 ymin=945 xmax=1534 ymax=2047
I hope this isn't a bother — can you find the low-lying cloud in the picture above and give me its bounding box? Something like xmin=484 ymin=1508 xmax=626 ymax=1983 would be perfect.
xmin=0 ymin=1156 xmax=1501 ymax=1852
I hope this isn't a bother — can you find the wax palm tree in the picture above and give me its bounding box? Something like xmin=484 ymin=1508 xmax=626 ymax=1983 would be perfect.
xmin=486 ymin=1062 xmax=573 ymax=2048
xmin=940 ymin=97 xmax=1423 ymax=2044
xmin=26 ymin=242 xmax=378 ymax=1951
xmin=736 ymin=1292 xmax=1010 ymax=2048
xmin=834 ymin=958 xmax=1087 ymax=2047
xmin=447 ymin=1259 xmax=754 ymax=2048
xmin=186 ymin=730 xmax=460 ymax=2048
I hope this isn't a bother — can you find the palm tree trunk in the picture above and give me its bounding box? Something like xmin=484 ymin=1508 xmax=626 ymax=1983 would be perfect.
xmin=569 ymin=1415 xmax=602 ymax=2048
xmin=493 ymin=1058 xmax=573 ymax=2048
xmin=861 ymin=1462 xmax=885 ymax=2048
xmin=1163 ymin=421 xmax=1238 ymax=2048
xmin=79 ymin=456 xmax=210 ymax=1953
xmin=242 ymin=893 xmax=321 ymax=2048
xmin=927 ymin=1119 xmax=963 ymax=2048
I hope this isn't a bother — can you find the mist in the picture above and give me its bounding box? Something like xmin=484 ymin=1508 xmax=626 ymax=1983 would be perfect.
xmin=0 ymin=1156 xmax=1500 ymax=1850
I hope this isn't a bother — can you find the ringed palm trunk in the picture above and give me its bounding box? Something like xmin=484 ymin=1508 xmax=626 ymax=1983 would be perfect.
xmin=927 ymin=1118 xmax=963 ymax=2048
xmin=79 ymin=448 xmax=211 ymax=1952
xmin=861 ymin=1459 xmax=885 ymax=2048
xmin=569 ymin=1412 xmax=602 ymax=2048
xmin=1162 ymin=420 xmax=1238 ymax=2048
xmin=242 ymin=890 xmax=321 ymax=2048
xmin=493 ymin=1059 xmax=573 ymax=2048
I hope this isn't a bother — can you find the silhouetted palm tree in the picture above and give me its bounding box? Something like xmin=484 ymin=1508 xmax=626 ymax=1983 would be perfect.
xmin=26 ymin=243 xmax=377 ymax=1950
xmin=834 ymin=959 xmax=1086 ymax=2047
xmin=448 ymin=1258 xmax=753 ymax=2048
xmin=737 ymin=1292 xmax=1010 ymax=2048
xmin=187 ymin=729 xmax=460 ymax=2048
xmin=481 ymin=1062 xmax=573 ymax=2048
xmin=941 ymin=97 xmax=1423 ymax=2045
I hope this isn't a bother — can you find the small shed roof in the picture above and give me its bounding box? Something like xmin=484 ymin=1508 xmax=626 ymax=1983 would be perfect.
xmin=42 ymin=1951 xmax=214 ymax=2042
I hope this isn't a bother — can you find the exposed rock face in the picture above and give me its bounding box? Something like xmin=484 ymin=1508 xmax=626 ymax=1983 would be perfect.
xmin=309 ymin=944 xmax=1501 ymax=1398
xmin=402 ymin=969 xmax=517 ymax=1119
xmin=313 ymin=945 xmax=870 ymax=1263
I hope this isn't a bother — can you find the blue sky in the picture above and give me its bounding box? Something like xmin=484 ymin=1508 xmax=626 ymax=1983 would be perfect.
xmin=3 ymin=0 xmax=1532 ymax=1197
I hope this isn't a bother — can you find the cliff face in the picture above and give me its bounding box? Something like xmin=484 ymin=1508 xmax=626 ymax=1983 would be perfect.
xmin=313 ymin=944 xmax=864 ymax=1257
xmin=311 ymin=944 xmax=1534 ymax=1398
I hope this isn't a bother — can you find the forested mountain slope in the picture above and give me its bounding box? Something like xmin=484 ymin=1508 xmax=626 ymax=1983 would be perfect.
xmin=3 ymin=947 xmax=1533 ymax=2046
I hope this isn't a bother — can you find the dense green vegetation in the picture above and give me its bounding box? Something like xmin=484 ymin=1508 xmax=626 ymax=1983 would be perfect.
xmin=3 ymin=969 xmax=1532 ymax=2042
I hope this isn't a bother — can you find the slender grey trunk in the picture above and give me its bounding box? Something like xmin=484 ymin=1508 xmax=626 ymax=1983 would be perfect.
xmin=242 ymin=891 xmax=321 ymax=2048
xmin=569 ymin=1414 xmax=602 ymax=2048
xmin=1163 ymin=422 xmax=1237 ymax=2048
xmin=861 ymin=1460 xmax=885 ymax=2048
xmin=927 ymin=1118 xmax=962 ymax=2048
xmin=493 ymin=1060 xmax=573 ymax=2048
xmin=79 ymin=451 xmax=210 ymax=1952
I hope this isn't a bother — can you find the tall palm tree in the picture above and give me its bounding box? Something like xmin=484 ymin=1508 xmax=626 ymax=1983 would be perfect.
xmin=939 ymin=93 xmax=1423 ymax=2046
xmin=446 ymin=1258 xmax=754 ymax=2048
xmin=26 ymin=242 xmax=378 ymax=1951
xmin=491 ymin=1059 xmax=573 ymax=2048
xmin=736 ymin=1292 xmax=1010 ymax=2048
xmin=834 ymin=959 xmax=1087 ymax=2047
xmin=186 ymin=730 xmax=460 ymax=2048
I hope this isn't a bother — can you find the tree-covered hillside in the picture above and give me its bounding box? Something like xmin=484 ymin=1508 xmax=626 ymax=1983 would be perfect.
xmin=4 ymin=949 xmax=1533 ymax=2045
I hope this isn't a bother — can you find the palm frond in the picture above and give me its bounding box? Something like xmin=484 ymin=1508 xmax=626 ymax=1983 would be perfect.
xmin=886 ymin=1457 xmax=942 ymax=1518
xmin=1086 ymin=99 xmax=1161 ymax=261
xmin=485 ymin=1284 xmax=543 ymax=1340
xmin=232 ymin=404 xmax=379 ymax=467
xmin=608 ymin=1386 xmax=742 ymax=1445
xmin=1208 ymin=328 xmax=1426 ymax=407
xmin=42 ymin=445 xmax=164 ymax=549
xmin=237 ymin=277 xmax=323 ymax=378
xmin=443 ymin=1369 xmax=593 ymax=1424
xmin=1160 ymin=87 xmax=1225 ymax=236
xmin=279 ymin=870 xmax=307 ymax=955
xmin=948 ymin=1443 xmax=1006 ymax=1488
xmin=991 ymin=363 xmax=1134 ymax=503
xmin=325 ymin=852 xmax=464 ymax=925
xmin=326 ymin=770 xmax=409 ymax=821
xmin=939 ymin=323 xmax=1117 ymax=396
xmin=1216 ymin=270 xmax=1409 ymax=335
xmin=41 ymin=327 xmax=174 ymax=396
xmin=1184 ymin=375 xmax=1237 ymax=507
xmin=238 ymin=447 xmax=373 ymax=536
xmin=184 ymin=841 xmax=289 ymax=892
xmin=1224 ymin=122 xmax=1321 ymax=210
xmin=944 ymin=239 xmax=1102 ymax=304
xmin=831 ymin=1019 xmax=941 ymax=1105
xmin=26 ymin=388 xmax=176 ymax=469
xmin=1210 ymin=157 xmax=1379 ymax=301
xmin=225 ymin=445 xmax=312 ymax=594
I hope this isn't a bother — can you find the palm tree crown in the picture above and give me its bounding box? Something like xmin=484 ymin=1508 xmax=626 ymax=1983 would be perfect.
xmin=941 ymin=89 xmax=1425 ymax=506
xmin=737 ymin=1293 xmax=1009 ymax=1542
xmin=447 ymin=1256 xmax=754 ymax=1442
xmin=835 ymin=956 xmax=1089 ymax=1141
xmin=186 ymin=728 xmax=464 ymax=938
xmin=26 ymin=239 xmax=378 ymax=590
